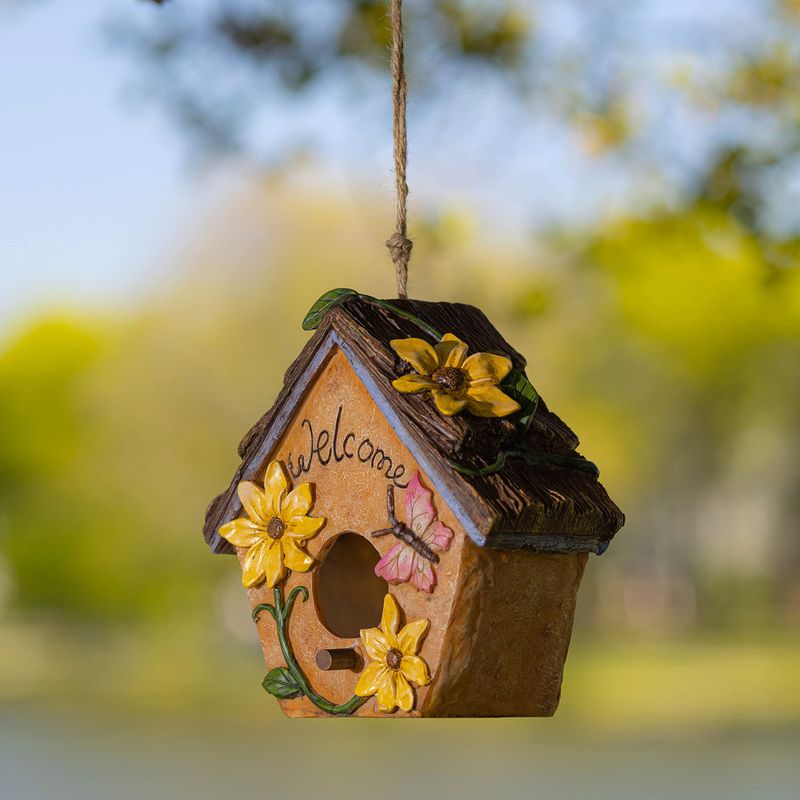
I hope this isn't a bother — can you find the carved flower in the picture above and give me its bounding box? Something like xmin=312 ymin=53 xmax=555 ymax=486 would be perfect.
xmin=355 ymin=594 xmax=431 ymax=713
xmin=218 ymin=461 xmax=324 ymax=588
xmin=390 ymin=333 xmax=521 ymax=417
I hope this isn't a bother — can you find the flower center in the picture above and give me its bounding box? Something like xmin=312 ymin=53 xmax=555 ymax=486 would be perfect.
xmin=266 ymin=516 xmax=285 ymax=540
xmin=431 ymin=366 xmax=466 ymax=394
xmin=385 ymin=648 xmax=403 ymax=670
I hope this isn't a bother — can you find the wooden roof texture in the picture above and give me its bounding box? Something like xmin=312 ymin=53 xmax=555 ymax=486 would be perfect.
xmin=204 ymin=297 xmax=624 ymax=555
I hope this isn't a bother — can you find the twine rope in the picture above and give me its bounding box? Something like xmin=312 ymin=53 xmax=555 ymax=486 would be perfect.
xmin=387 ymin=0 xmax=411 ymax=299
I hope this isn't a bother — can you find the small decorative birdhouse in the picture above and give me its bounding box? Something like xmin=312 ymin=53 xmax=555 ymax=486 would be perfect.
xmin=203 ymin=293 xmax=624 ymax=717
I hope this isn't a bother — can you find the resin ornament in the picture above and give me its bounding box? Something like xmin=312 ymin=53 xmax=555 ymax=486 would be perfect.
xmin=203 ymin=292 xmax=625 ymax=717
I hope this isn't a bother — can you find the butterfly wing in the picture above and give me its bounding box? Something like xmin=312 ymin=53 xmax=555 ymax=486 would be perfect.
xmin=423 ymin=520 xmax=453 ymax=552
xmin=406 ymin=472 xmax=453 ymax=554
xmin=375 ymin=540 xmax=436 ymax=592
xmin=410 ymin=551 xmax=437 ymax=593
xmin=405 ymin=472 xmax=435 ymax=536
xmin=374 ymin=541 xmax=414 ymax=585
xmin=409 ymin=518 xmax=453 ymax=592
xmin=404 ymin=472 xmax=453 ymax=592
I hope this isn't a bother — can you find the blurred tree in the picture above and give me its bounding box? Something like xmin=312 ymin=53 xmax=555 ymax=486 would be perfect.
xmin=114 ymin=0 xmax=800 ymax=266
xmin=113 ymin=0 xmax=531 ymax=155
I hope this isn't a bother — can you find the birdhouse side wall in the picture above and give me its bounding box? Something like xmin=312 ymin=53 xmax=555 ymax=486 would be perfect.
xmin=424 ymin=543 xmax=588 ymax=717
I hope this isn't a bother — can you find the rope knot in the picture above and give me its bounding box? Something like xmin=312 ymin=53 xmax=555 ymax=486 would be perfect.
xmin=386 ymin=232 xmax=412 ymax=298
xmin=386 ymin=231 xmax=413 ymax=265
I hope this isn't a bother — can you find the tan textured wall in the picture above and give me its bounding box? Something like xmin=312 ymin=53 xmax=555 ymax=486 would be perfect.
xmin=426 ymin=545 xmax=587 ymax=717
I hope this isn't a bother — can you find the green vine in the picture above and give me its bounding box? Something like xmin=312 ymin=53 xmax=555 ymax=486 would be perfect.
xmin=252 ymin=583 xmax=367 ymax=716
xmin=448 ymin=448 xmax=599 ymax=479
xmin=302 ymin=289 xmax=598 ymax=482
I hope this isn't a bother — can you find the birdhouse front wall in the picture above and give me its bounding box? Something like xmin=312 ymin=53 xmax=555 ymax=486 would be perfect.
xmin=240 ymin=347 xmax=468 ymax=717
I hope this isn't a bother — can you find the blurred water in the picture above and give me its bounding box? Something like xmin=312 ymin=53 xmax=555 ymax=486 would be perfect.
xmin=1 ymin=705 xmax=797 ymax=800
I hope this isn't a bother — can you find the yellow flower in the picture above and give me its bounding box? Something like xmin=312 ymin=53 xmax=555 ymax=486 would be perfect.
xmin=355 ymin=594 xmax=431 ymax=713
xmin=390 ymin=333 xmax=521 ymax=418
xmin=218 ymin=461 xmax=324 ymax=588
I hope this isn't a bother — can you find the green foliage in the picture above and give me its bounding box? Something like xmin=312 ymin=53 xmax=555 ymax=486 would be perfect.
xmin=439 ymin=0 xmax=530 ymax=66
xmin=586 ymin=205 xmax=800 ymax=377
xmin=0 ymin=319 xmax=101 ymax=485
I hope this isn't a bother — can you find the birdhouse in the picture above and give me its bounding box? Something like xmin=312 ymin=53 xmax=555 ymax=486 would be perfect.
xmin=203 ymin=293 xmax=624 ymax=717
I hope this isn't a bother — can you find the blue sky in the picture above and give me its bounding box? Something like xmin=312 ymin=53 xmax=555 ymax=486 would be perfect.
xmin=0 ymin=1 xmax=194 ymax=337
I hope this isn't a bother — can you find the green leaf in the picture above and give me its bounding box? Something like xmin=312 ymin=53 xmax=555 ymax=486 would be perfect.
xmin=503 ymin=369 xmax=539 ymax=434
xmin=262 ymin=667 xmax=303 ymax=700
xmin=302 ymin=288 xmax=360 ymax=331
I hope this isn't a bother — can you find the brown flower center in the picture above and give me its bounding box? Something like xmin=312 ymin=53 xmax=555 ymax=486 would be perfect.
xmin=431 ymin=366 xmax=466 ymax=394
xmin=385 ymin=648 xmax=403 ymax=670
xmin=267 ymin=516 xmax=285 ymax=540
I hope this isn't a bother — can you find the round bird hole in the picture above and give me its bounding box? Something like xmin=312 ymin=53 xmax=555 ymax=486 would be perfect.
xmin=314 ymin=532 xmax=388 ymax=639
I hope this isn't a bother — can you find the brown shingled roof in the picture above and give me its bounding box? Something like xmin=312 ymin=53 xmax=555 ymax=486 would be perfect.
xmin=203 ymin=296 xmax=624 ymax=555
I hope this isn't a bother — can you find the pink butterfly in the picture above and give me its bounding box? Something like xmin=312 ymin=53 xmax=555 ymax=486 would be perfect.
xmin=374 ymin=472 xmax=453 ymax=593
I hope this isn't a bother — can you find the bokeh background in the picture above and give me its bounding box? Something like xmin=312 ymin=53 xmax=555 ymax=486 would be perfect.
xmin=2 ymin=1 xmax=799 ymax=798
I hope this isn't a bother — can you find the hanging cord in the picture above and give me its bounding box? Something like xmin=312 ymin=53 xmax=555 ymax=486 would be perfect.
xmin=386 ymin=0 xmax=411 ymax=299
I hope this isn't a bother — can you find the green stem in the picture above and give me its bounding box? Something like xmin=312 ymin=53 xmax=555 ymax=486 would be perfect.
xmin=359 ymin=295 xmax=444 ymax=340
xmin=448 ymin=448 xmax=600 ymax=479
xmin=256 ymin=584 xmax=367 ymax=716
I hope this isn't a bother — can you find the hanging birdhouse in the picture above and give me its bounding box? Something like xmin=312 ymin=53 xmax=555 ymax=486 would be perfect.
xmin=203 ymin=293 xmax=624 ymax=717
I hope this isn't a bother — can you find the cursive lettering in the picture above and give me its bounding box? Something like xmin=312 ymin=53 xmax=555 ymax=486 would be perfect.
xmin=287 ymin=405 xmax=408 ymax=488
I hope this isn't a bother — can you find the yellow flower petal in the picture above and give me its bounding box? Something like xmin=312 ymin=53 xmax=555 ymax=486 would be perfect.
xmin=281 ymin=538 xmax=314 ymax=573
xmin=355 ymin=661 xmax=390 ymax=698
xmin=397 ymin=618 xmax=430 ymax=655
xmin=400 ymin=655 xmax=431 ymax=687
xmin=281 ymin=483 xmax=312 ymax=521
xmin=390 ymin=338 xmax=439 ymax=376
xmin=433 ymin=391 xmax=468 ymax=416
xmin=218 ymin=517 xmax=264 ymax=548
xmin=391 ymin=374 xmax=438 ymax=394
xmin=462 ymin=352 xmax=513 ymax=385
xmin=465 ymin=385 xmax=521 ymax=418
xmin=394 ymin=672 xmax=415 ymax=712
xmin=380 ymin=594 xmax=401 ymax=640
xmin=435 ymin=333 xmax=469 ymax=369
xmin=376 ymin=670 xmax=398 ymax=712
xmin=237 ymin=481 xmax=271 ymax=525
xmin=285 ymin=515 xmax=324 ymax=539
xmin=263 ymin=461 xmax=288 ymax=517
xmin=264 ymin=540 xmax=286 ymax=588
xmin=360 ymin=627 xmax=391 ymax=662
xmin=241 ymin=541 xmax=269 ymax=588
